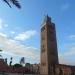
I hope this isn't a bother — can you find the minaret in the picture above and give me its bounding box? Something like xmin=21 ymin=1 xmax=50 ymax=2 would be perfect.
xmin=40 ymin=15 xmax=59 ymax=75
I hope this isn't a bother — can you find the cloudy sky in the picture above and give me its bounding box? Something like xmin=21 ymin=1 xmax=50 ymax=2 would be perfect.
xmin=0 ymin=0 xmax=75 ymax=65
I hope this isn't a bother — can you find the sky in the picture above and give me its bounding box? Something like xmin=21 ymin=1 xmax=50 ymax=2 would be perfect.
xmin=0 ymin=0 xmax=75 ymax=65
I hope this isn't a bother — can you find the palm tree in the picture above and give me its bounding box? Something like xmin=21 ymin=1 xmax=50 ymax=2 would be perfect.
xmin=3 ymin=0 xmax=21 ymax=8
xmin=0 ymin=49 xmax=2 ymax=58
xmin=10 ymin=57 xmax=13 ymax=66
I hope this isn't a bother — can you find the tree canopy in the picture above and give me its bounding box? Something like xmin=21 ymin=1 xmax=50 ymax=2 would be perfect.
xmin=13 ymin=63 xmax=22 ymax=68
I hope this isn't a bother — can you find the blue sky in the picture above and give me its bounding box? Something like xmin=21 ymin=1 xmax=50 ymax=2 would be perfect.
xmin=0 ymin=0 xmax=75 ymax=65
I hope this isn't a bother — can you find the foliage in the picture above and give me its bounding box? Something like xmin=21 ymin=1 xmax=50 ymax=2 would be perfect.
xmin=3 ymin=0 xmax=21 ymax=8
xmin=20 ymin=57 xmax=25 ymax=65
xmin=13 ymin=63 xmax=22 ymax=68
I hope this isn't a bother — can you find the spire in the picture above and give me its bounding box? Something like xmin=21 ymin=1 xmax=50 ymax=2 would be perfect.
xmin=42 ymin=15 xmax=51 ymax=25
xmin=44 ymin=15 xmax=51 ymax=23
xmin=41 ymin=15 xmax=52 ymax=28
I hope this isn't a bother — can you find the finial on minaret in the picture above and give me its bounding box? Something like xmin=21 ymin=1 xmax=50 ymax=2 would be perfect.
xmin=41 ymin=15 xmax=52 ymax=28
xmin=46 ymin=14 xmax=49 ymax=18
xmin=44 ymin=15 xmax=51 ymax=23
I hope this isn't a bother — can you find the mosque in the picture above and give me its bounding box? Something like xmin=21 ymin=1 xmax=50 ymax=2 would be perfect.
xmin=0 ymin=15 xmax=75 ymax=75
xmin=40 ymin=15 xmax=73 ymax=75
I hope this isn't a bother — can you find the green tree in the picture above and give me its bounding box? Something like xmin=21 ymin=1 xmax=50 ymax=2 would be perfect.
xmin=3 ymin=0 xmax=21 ymax=8
xmin=10 ymin=57 xmax=13 ymax=66
xmin=13 ymin=63 xmax=22 ymax=68
xmin=0 ymin=49 xmax=3 ymax=58
xmin=20 ymin=57 xmax=25 ymax=66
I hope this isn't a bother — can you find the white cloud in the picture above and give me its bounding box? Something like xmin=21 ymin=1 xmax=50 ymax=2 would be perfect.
xmin=64 ymin=47 xmax=75 ymax=56
xmin=59 ymin=46 xmax=75 ymax=65
xmin=0 ymin=19 xmax=8 ymax=29
xmin=10 ymin=31 xmax=16 ymax=34
xmin=59 ymin=53 xmax=73 ymax=65
xmin=61 ymin=3 xmax=70 ymax=12
xmin=0 ymin=33 xmax=7 ymax=37
xmin=15 ymin=30 xmax=37 ymax=41
xmin=1 ymin=32 xmax=75 ymax=65
xmin=68 ymin=35 xmax=75 ymax=40
xmin=0 ymin=33 xmax=40 ymax=62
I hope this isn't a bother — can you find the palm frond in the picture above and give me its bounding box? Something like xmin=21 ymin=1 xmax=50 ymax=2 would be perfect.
xmin=3 ymin=0 xmax=11 ymax=8
xmin=10 ymin=0 xmax=21 ymax=8
xmin=3 ymin=0 xmax=21 ymax=9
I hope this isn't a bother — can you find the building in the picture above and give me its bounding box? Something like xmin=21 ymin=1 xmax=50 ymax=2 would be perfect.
xmin=0 ymin=56 xmax=8 ymax=72
xmin=25 ymin=63 xmax=40 ymax=74
xmin=40 ymin=15 xmax=59 ymax=75
xmin=54 ymin=64 xmax=71 ymax=75
xmin=0 ymin=56 xmax=28 ymax=74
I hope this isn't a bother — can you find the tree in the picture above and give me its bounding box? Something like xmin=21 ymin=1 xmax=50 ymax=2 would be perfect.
xmin=3 ymin=0 xmax=21 ymax=8
xmin=9 ymin=57 xmax=13 ymax=66
xmin=0 ymin=49 xmax=3 ymax=58
xmin=0 ymin=49 xmax=3 ymax=52
xmin=5 ymin=58 xmax=7 ymax=64
xmin=20 ymin=57 xmax=25 ymax=66
xmin=13 ymin=63 xmax=22 ymax=68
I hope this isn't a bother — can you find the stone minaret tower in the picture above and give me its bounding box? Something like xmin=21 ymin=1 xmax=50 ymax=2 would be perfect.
xmin=40 ymin=15 xmax=59 ymax=75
